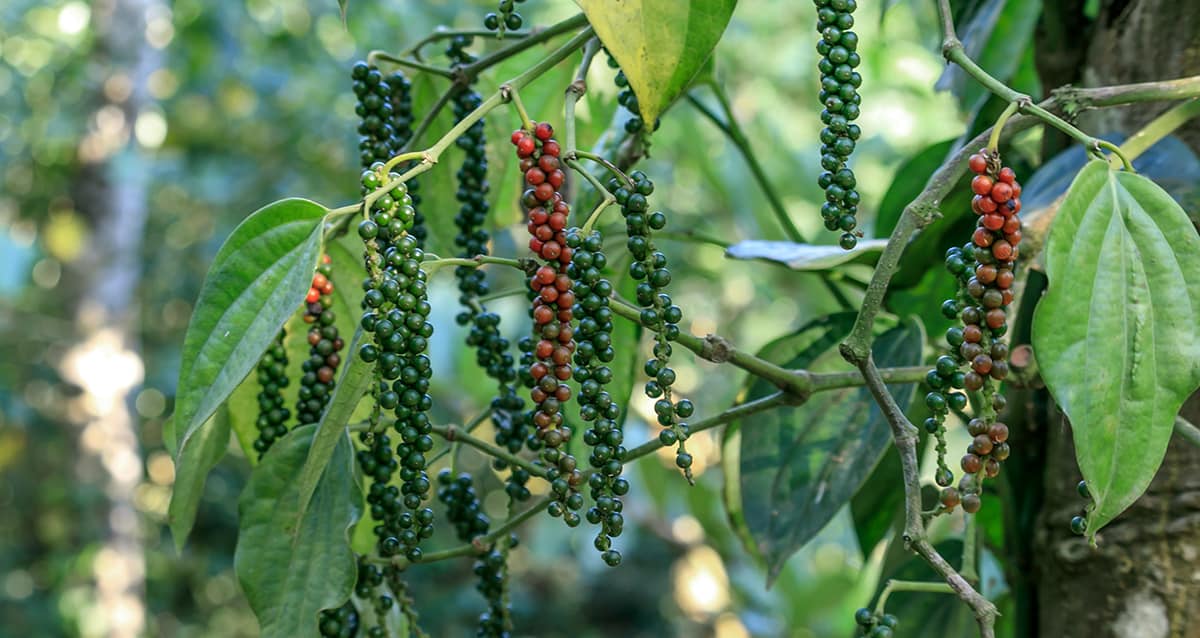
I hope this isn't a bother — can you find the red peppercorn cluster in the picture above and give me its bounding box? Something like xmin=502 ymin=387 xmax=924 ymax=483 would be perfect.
xmin=513 ymin=122 xmax=575 ymax=441
xmin=962 ymin=150 xmax=1020 ymax=390
xmin=944 ymin=150 xmax=1022 ymax=514
xmin=297 ymin=254 xmax=345 ymax=426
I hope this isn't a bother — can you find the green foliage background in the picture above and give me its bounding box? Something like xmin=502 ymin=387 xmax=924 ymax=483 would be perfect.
xmin=0 ymin=0 xmax=973 ymax=636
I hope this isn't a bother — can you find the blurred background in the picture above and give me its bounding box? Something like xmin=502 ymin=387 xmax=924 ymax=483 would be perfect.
xmin=0 ymin=0 xmax=963 ymax=636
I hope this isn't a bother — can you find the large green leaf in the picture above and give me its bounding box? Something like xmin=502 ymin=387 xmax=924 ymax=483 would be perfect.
xmin=229 ymin=234 xmax=365 ymax=463
xmin=235 ymin=424 xmax=360 ymax=638
xmin=1032 ymin=161 xmax=1200 ymax=539
xmin=169 ymin=198 xmax=328 ymax=548
xmin=850 ymin=447 xmax=905 ymax=555
xmin=722 ymin=314 xmax=924 ymax=583
xmin=578 ymin=0 xmax=736 ymax=125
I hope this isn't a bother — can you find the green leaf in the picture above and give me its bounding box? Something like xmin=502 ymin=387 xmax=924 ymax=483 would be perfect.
xmin=876 ymin=139 xmax=956 ymax=236
xmin=579 ymin=0 xmax=737 ymax=125
xmin=409 ymin=73 xmax=459 ymax=256
xmin=294 ymin=330 xmax=373 ymax=527
xmin=724 ymin=239 xmax=888 ymax=271
xmin=169 ymin=198 xmax=328 ymax=548
xmin=722 ymin=314 xmax=924 ymax=583
xmin=1032 ymin=161 xmax=1200 ymax=539
xmin=850 ymin=448 xmax=905 ymax=555
xmin=235 ymin=424 xmax=360 ymax=638
xmin=229 ymin=235 xmax=365 ymax=463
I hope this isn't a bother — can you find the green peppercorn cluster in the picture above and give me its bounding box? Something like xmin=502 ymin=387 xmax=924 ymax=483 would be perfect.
xmin=352 ymin=62 xmax=411 ymax=169
xmin=351 ymin=61 xmax=425 ymax=248
xmin=813 ymin=0 xmax=864 ymax=249
xmin=253 ymin=333 xmax=290 ymax=456
xmin=444 ymin=37 xmax=527 ymax=450
xmin=436 ymin=470 xmax=513 ymax=637
xmin=318 ymin=601 xmax=359 ymax=638
xmin=563 ymin=228 xmax=630 ymax=566
xmin=483 ymin=0 xmax=524 ymax=33
xmin=610 ymin=172 xmax=695 ymax=481
xmin=356 ymin=166 xmax=436 ymax=566
xmin=854 ymin=607 xmax=898 ymax=637
xmin=296 ymin=257 xmax=345 ymax=427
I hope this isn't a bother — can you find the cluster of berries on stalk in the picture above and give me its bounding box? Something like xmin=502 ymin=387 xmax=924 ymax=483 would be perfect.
xmin=854 ymin=607 xmax=899 ymax=637
xmin=253 ymin=256 xmax=344 ymax=457
xmin=353 ymin=164 xmax=437 ymax=636
xmin=609 ymin=172 xmax=695 ymax=480
xmin=437 ymin=470 xmax=513 ymax=636
xmin=512 ymin=122 xmax=586 ymax=526
xmin=814 ymin=0 xmax=864 ymax=249
xmin=296 ymin=256 xmax=345 ymax=426
xmin=924 ymin=148 xmax=1022 ymax=514
xmin=317 ymin=601 xmax=359 ymax=638
xmin=445 ymin=37 xmax=527 ymax=463
xmin=565 ymin=228 xmax=629 ymax=565
xmin=253 ymin=333 xmax=290 ymax=456
xmin=605 ymin=52 xmax=654 ymax=135
xmin=484 ymin=0 xmax=525 ymax=33
xmin=351 ymin=61 xmax=425 ymax=246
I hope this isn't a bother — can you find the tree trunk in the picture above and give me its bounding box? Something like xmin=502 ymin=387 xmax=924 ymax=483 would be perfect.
xmin=58 ymin=0 xmax=160 ymax=636
xmin=1031 ymin=2 xmax=1200 ymax=637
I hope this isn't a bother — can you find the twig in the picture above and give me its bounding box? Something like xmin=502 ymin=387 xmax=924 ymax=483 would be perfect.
xmin=1175 ymin=415 xmax=1200 ymax=447
xmin=686 ymin=91 xmax=806 ymax=243
xmin=874 ymin=579 xmax=955 ymax=616
xmin=1118 ymin=98 xmax=1200 ymax=163
xmin=934 ymin=0 xmax=1132 ymax=171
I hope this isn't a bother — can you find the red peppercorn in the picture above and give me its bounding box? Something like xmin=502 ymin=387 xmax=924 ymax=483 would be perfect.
xmin=982 ymin=214 xmax=1004 ymax=231
xmin=998 ymin=167 xmax=1016 ymax=183
xmin=517 ymin=137 xmax=536 ymax=157
xmin=542 ymin=140 xmax=561 ymax=157
xmin=525 ymin=168 xmax=546 ymax=185
xmin=306 ymin=287 xmax=320 ymax=303
xmin=971 ymin=175 xmax=994 ymax=195
xmin=990 ymin=182 xmax=1013 ymax=203
xmin=535 ymin=122 xmax=554 ymax=141
xmin=992 ymin=240 xmax=1013 ymax=261
xmin=510 ymin=130 xmax=525 ymax=145
xmin=968 ymin=153 xmax=988 ymax=174
xmin=973 ymin=227 xmax=994 ymax=247
xmin=533 ymin=305 xmax=554 ymax=325
xmin=961 ymin=454 xmax=982 ymax=474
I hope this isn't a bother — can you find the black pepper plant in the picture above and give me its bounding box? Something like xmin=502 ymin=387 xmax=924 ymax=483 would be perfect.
xmin=167 ymin=3 xmax=1200 ymax=638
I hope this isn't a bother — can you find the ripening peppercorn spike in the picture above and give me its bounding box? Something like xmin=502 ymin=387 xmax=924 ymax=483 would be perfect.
xmin=923 ymin=148 xmax=1023 ymax=514
xmin=513 ymin=121 xmax=587 ymax=528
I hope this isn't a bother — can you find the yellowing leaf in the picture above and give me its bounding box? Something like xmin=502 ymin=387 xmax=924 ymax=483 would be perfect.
xmin=580 ymin=0 xmax=736 ymax=125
